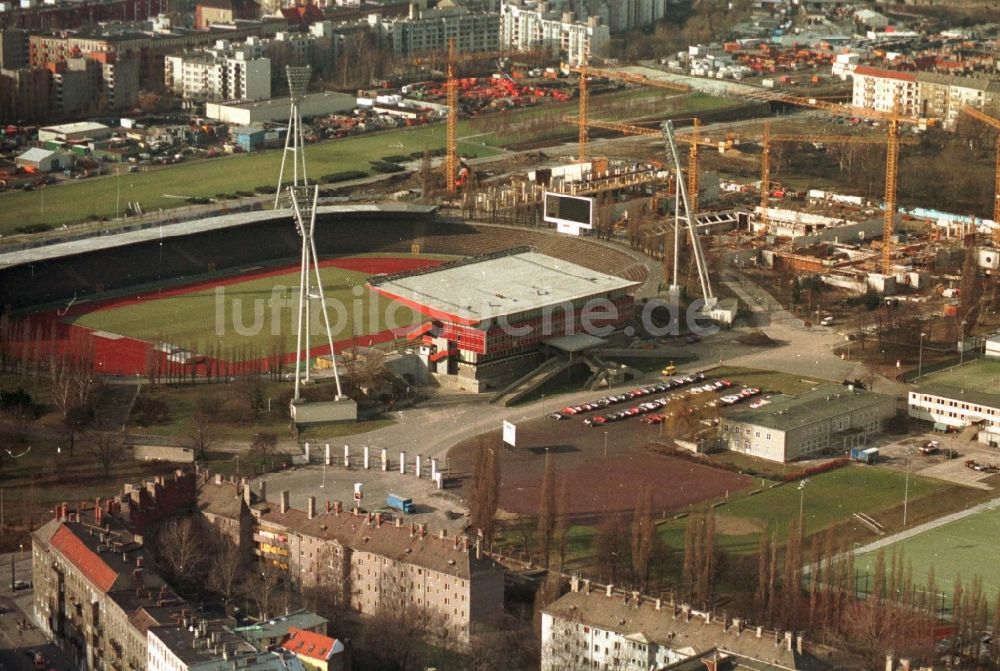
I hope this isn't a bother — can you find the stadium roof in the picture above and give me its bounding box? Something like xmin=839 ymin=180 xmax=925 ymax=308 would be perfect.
xmin=0 ymin=203 xmax=437 ymax=271
xmin=369 ymin=251 xmax=639 ymax=325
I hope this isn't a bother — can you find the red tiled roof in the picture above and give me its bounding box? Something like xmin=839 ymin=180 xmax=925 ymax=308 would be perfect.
xmin=280 ymin=626 xmax=338 ymax=662
xmin=853 ymin=65 xmax=916 ymax=82
xmin=50 ymin=525 xmax=119 ymax=593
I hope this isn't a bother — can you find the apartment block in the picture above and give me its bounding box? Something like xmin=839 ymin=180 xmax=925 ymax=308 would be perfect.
xmin=369 ymin=3 xmax=500 ymax=57
xmin=31 ymin=508 xmax=190 ymax=671
xmin=499 ymin=0 xmax=609 ymax=64
xmin=164 ymin=38 xmax=270 ymax=101
xmin=851 ymin=65 xmax=1000 ymax=129
xmin=542 ymin=579 xmax=806 ymax=671
xmin=198 ymin=477 xmax=505 ymax=645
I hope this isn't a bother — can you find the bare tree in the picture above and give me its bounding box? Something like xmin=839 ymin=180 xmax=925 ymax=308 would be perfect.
xmin=208 ymin=535 xmax=244 ymax=608
xmin=552 ymin=475 xmax=570 ymax=572
xmin=630 ymin=489 xmax=656 ymax=592
xmin=535 ymin=451 xmax=556 ymax=567
xmin=469 ymin=437 xmax=500 ymax=543
xmin=357 ymin=603 xmax=447 ymax=671
xmin=249 ymin=432 xmax=279 ymax=473
xmin=185 ymin=407 xmax=220 ymax=461
xmin=246 ymin=560 xmax=286 ymax=621
xmin=86 ymin=430 xmax=121 ymax=478
xmin=156 ymin=516 xmax=208 ymax=593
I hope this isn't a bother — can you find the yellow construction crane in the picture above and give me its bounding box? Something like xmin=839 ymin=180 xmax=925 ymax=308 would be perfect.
xmin=572 ymin=65 xmax=935 ymax=272
xmin=759 ymin=127 xmax=917 ymax=269
xmin=563 ymin=116 xmax=734 ymax=217
xmin=960 ymin=105 xmax=1000 ymax=243
xmin=414 ymin=41 xmax=546 ymax=194
xmin=569 ymin=63 xmax=690 ymax=162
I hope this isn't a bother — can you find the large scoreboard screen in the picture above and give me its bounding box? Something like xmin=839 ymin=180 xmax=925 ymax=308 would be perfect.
xmin=543 ymin=192 xmax=594 ymax=231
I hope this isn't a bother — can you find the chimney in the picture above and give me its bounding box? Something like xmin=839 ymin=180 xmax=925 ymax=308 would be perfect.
xmin=655 ymin=598 xmax=662 ymax=610
xmin=280 ymin=490 xmax=290 ymax=514
xmin=571 ymin=576 xmax=580 ymax=592
xmin=326 ymin=500 xmax=331 ymax=514
xmin=419 ymin=523 xmax=427 ymax=538
xmin=885 ymin=654 xmax=894 ymax=671
xmin=632 ymin=591 xmax=640 ymax=606
xmin=410 ymin=524 xmax=417 ymax=539
xmin=900 ymin=659 xmax=911 ymax=671
xmin=334 ymin=500 xmax=342 ymax=515
xmin=756 ymin=626 xmax=763 ymax=638
xmin=462 ymin=536 xmax=469 ymax=552
xmin=796 ymin=634 xmax=804 ymax=655
xmin=367 ymin=512 xmax=374 ymax=526
xmin=583 ymin=579 xmax=591 ymax=593
xmin=475 ymin=537 xmax=481 ymax=559
xmin=95 ymin=497 xmax=102 ymax=525
xmin=396 ymin=517 xmax=403 ymax=528
xmin=453 ymin=537 xmax=460 ymax=550
xmin=214 ymin=474 xmax=223 ymax=485
xmin=733 ymin=618 xmax=743 ymax=634
xmin=376 ymin=513 xmax=383 ymax=527
xmin=606 ymin=584 xmax=614 ymax=597
xmin=136 ymin=556 xmax=143 ymax=568
xmin=307 ymin=496 xmax=316 ymax=519
xmin=242 ymin=483 xmax=252 ymax=506
xmin=784 ymin=631 xmax=793 ymax=652
xmin=439 ymin=529 xmax=447 ymax=539
xmin=259 ymin=480 xmax=267 ymax=502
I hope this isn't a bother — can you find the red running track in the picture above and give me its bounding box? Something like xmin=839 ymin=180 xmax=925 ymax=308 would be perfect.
xmin=6 ymin=256 xmax=443 ymax=376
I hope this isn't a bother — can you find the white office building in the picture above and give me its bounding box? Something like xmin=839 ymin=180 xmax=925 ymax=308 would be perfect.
xmin=908 ymin=384 xmax=1000 ymax=446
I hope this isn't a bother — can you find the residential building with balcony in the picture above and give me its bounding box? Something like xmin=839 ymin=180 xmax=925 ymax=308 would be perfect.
xmin=31 ymin=507 xmax=190 ymax=671
xmin=499 ymin=0 xmax=608 ymax=64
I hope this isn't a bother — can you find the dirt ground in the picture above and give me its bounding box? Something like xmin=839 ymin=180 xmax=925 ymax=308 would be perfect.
xmin=448 ymin=412 xmax=749 ymax=518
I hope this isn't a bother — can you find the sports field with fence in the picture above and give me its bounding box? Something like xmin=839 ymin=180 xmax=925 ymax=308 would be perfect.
xmin=855 ymin=504 xmax=1000 ymax=607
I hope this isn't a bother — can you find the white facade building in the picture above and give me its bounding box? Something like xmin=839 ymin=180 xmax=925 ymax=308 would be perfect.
xmin=850 ymin=65 xmax=1000 ymax=129
xmin=499 ymin=0 xmax=609 ymax=64
xmin=541 ymin=580 xmax=803 ymax=671
xmin=908 ymin=383 xmax=1000 ymax=446
xmin=370 ymin=3 xmax=500 ymax=57
xmin=164 ymin=38 xmax=270 ymax=101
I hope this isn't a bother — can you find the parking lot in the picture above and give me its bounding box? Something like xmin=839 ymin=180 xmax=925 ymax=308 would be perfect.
xmin=876 ymin=433 xmax=1000 ymax=490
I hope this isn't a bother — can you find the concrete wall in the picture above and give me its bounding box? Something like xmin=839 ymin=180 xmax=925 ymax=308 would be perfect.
xmin=133 ymin=444 xmax=195 ymax=463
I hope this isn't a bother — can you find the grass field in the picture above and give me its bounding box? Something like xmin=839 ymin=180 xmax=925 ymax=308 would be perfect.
xmin=918 ymin=358 xmax=1000 ymax=392
xmin=0 ymin=89 xmax=744 ymax=234
xmin=708 ymin=366 xmax=836 ymax=396
xmin=855 ymin=505 xmax=1000 ymax=605
xmin=71 ymin=264 xmax=422 ymax=354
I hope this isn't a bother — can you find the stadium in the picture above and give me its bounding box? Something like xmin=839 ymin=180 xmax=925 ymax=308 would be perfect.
xmin=0 ymin=204 xmax=650 ymax=384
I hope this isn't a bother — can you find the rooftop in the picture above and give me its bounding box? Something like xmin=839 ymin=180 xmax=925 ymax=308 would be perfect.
xmin=234 ymin=610 xmax=328 ymax=644
xmin=544 ymin=590 xmax=804 ymax=670
xmin=914 ymin=383 xmax=1000 ymax=411
xmin=40 ymin=121 xmax=110 ymax=135
xmin=368 ymin=250 xmax=638 ymax=325
xmin=727 ymin=384 xmax=893 ymax=432
xmin=149 ymin=621 xmax=258 ymax=666
xmin=280 ymin=627 xmax=344 ymax=662
xmin=17 ymin=147 xmax=55 ymax=162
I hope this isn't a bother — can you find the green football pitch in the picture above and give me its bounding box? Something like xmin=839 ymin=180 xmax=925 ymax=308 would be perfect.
xmin=71 ymin=265 xmax=423 ymax=355
xmin=855 ymin=505 xmax=1000 ymax=604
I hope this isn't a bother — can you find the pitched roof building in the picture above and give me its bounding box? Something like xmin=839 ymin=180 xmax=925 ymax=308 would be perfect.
xmin=280 ymin=626 xmax=346 ymax=671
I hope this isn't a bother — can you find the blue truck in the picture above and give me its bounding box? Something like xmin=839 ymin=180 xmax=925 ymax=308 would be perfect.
xmin=386 ymin=494 xmax=416 ymax=514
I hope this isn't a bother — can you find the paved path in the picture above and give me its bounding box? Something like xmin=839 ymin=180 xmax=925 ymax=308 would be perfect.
xmin=851 ymin=495 xmax=1000 ymax=558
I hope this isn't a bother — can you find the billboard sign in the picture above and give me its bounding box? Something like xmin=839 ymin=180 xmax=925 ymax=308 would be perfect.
xmin=502 ymin=420 xmax=516 ymax=447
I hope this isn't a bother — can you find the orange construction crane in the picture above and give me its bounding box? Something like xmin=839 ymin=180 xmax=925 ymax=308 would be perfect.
xmin=759 ymin=128 xmax=917 ymax=267
xmin=569 ymin=63 xmax=690 ymax=162
xmin=563 ymin=115 xmax=734 ymax=218
xmin=573 ymin=66 xmax=936 ymax=271
xmin=414 ymin=40 xmax=547 ymax=194
xmin=960 ymin=105 xmax=1000 ymax=244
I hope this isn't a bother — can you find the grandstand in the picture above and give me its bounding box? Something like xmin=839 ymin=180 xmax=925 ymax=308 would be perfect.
xmin=0 ymin=208 xmax=648 ymax=311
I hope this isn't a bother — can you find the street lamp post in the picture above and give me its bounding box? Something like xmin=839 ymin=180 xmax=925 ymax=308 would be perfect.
xmin=903 ymin=452 xmax=911 ymax=527
xmin=798 ymin=479 xmax=809 ymax=529
xmin=918 ymin=332 xmax=927 ymax=378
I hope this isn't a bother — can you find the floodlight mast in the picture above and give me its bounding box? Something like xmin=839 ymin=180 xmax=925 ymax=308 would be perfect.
xmin=275 ymin=66 xmax=312 ymax=209
xmin=662 ymin=120 xmax=715 ymax=307
xmin=290 ymin=185 xmax=345 ymax=401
